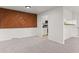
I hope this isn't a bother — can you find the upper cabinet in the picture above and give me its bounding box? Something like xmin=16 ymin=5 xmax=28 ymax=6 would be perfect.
xmin=72 ymin=12 xmax=78 ymax=26
xmin=63 ymin=8 xmax=77 ymax=26
xmin=76 ymin=14 xmax=79 ymax=27
xmin=63 ymin=8 xmax=72 ymax=21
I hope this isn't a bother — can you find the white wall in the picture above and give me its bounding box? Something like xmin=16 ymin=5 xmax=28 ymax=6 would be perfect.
xmin=37 ymin=7 xmax=64 ymax=44
xmin=48 ymin=7 xmax=64 ymax=44
xmin=0 ymin=28 xmax=37 ymax=41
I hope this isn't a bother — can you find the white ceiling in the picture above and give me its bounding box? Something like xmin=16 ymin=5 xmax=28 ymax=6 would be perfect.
xmin=1 ymin=6 xmax=79 ymax=14
xmin=0 ymin=6 xmax=55 ymax=14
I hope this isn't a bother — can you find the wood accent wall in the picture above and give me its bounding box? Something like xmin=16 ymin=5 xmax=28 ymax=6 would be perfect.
xmin=0 ymin=8 xmax=37 ymax=28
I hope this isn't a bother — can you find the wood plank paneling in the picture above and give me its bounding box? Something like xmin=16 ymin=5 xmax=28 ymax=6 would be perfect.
xmin=0 ymin=8 xmax=37 ymax=28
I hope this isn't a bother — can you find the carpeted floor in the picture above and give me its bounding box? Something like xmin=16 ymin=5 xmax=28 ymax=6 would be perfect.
xmin=0 ymin=36 xmax=79 ymax=53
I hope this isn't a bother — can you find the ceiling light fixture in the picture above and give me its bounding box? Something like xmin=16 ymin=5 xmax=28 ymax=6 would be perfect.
xmin=25 ymin=6 xmax=31 ymax=9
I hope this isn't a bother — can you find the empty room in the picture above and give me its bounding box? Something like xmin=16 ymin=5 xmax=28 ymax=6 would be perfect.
xmin=0 ymin=6 xmax=79 ymax=53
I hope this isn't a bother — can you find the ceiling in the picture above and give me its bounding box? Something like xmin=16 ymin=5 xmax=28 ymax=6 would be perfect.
xmin=0 ymin=6 xmax=55 ymax=14
xmin=1 ymin=6 xmax=79 ymax=14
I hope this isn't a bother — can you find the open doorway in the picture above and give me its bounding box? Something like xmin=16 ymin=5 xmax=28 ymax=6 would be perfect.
xmin=42 ymin=20 xmax=48 ymax=38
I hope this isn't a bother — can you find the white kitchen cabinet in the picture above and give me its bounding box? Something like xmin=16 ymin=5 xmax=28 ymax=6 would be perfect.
xmin=76 ymin=14 xmax=79 ymax=36
xmin=63 ymin=8 xmax=78 ymax=40
xmin=77 ymin=14 xmax=79 ymax=27
xmin=63 ymin=8 xmax=72 ymax=20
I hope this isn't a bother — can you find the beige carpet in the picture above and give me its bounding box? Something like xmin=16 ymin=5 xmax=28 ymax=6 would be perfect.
xmin=0 ymin=36 xmax=79 ymax=53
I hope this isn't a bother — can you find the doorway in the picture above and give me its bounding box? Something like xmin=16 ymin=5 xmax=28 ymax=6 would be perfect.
xmin=42 ymin=20 xmax=48 ymax=38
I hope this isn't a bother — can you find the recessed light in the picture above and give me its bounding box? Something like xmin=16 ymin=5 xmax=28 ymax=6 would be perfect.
xmin=25 ymin=6 xmax=31 ymax=9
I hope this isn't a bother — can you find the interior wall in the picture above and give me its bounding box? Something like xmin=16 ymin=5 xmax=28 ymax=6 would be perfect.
xmin=48 ymin=7 xmax=64 ymax=44
xmin=37 ymin=7 xmax=64 ymax=44
xmin=0 ymin=8 xmax=37 ymax=41
xmin=0 ymin=8 xmax=37 ymax=28
xmin=0 ymin=28 xmax=37 ymax=41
